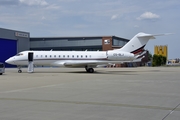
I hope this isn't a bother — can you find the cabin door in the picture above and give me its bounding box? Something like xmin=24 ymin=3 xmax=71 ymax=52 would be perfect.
xmin=28 ymin=52 xmax=34 ymax=73
xmin=28 ymin=52 xmax=34 ymax=62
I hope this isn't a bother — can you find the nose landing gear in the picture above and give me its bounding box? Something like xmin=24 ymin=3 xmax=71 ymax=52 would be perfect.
xmin=17 ymin=66 xmax=22 ymax=73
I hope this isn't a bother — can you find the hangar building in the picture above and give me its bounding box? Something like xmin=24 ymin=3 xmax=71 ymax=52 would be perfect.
xmin=0 ymin=28 xmax=30 ymax=67
xmin=0 ymin=27 xmax=129 ymax=67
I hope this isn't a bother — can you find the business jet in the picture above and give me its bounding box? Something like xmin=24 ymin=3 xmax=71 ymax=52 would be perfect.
xmin=5 ymin=32 xmax=167 ymax=73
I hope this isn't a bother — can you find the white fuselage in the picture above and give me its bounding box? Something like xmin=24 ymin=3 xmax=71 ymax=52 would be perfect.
xmin=6 ymin=50 xmax=135 ymax=67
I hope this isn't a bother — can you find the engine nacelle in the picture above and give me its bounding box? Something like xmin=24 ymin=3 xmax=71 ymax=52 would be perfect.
xmin=107 ymin=50 xmax=134 ymax=61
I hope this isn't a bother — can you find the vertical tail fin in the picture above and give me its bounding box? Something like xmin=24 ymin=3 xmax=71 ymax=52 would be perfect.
xmin=119 ymin=32 xmax=168 ymax=55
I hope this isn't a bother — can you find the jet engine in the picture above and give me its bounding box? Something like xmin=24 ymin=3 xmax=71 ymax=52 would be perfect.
xmin=107 ymin=50 xmax=134 ymax=61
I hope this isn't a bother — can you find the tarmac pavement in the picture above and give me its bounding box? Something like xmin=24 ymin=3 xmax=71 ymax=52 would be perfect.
xmin=0 ymin=67 xmax=180 ymax=120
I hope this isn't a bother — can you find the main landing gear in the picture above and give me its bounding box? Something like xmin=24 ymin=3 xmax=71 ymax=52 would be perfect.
xmin=85 ymin=66 xmax=94 ymax=73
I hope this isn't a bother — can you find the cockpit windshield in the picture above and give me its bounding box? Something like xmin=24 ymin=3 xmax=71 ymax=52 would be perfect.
xmin=15 ymin=53 xmax=23 ymax=56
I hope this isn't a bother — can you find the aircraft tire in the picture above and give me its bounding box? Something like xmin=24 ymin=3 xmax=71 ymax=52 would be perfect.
xmin=88 ymin=68 xmax=94 ymax=73
xmin=18 ymin=70 xmax=22 ymax=73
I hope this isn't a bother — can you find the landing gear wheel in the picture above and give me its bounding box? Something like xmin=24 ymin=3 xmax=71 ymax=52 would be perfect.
xmin=88 ymin=68 xmax=94 ymax=73
xmin=86 ymin=68 xmax=94 ymax=73
xmin=85 ymin=66 xmax=94 ymax=73
xmin=17 ymin=66 xmax=22 ymax=73
xmin=18 ymin=70 xmax=22 ymax=73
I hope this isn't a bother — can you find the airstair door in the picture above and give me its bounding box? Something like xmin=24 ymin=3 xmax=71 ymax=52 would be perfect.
xmin=28 ymin=52 xmax=34 ymax=73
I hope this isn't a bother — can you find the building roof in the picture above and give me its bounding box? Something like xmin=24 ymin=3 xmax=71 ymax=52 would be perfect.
xmin=30 ymin=35 xmax=129 ymax=41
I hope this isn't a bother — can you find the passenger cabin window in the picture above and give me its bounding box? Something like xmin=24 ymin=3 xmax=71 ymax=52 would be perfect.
xmin=45 ymin=55 xmax=47 ymax=57
xmin=50 ymin=55 xmax=52 ymax=57
xmin=67 ymin=55 xmax=69 ymax=58
xmin=81 ymin=55 xmax=83 ymax=58
xmin=72 ymin=55 xmax=74 ymax=58
xmin=63 ymin=55 xmax=65 ymax=58
xmin=54 ymin=55 xmax=56 ymax=57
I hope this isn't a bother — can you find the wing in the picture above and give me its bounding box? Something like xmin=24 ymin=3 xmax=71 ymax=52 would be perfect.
xmin=53 ymin=60 xmax=126 ymax=68
xmin=64 ymin=61 xmax=100 ymax=68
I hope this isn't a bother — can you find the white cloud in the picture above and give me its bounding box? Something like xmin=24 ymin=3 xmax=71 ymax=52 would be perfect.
xmin=19 ymin=0 xmax=48 ymax=6
xmin=137 ymin=12 xmax=160 ymax=20
xmin=45 ymin=4 xmax=60 ymax=10
xmin=111 ymin=14 xmax=118 ymax=20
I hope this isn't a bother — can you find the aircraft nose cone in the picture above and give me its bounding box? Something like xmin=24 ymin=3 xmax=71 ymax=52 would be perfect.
xmin=5 ymin=59 xmax=10 ymax=64
xmin=5 ymin=57 xmax=14 ymax=64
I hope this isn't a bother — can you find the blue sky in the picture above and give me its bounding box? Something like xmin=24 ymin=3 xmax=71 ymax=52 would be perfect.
xmin=0 ymin=0 xmax=179 ymax=59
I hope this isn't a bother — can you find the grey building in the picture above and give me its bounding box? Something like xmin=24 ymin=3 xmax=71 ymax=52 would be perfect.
xmin=0 ymin=28 xmax=30 ymax=67
xmin=30 ymin=36 xmax=129 ymax=51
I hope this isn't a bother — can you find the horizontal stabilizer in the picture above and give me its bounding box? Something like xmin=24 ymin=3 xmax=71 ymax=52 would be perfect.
xmin=137 ymin=33 xmax=173 ymax=39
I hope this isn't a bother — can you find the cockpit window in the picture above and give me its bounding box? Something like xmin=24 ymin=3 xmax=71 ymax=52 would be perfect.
xmin=16 ymin=53 xmax=23 ymax=56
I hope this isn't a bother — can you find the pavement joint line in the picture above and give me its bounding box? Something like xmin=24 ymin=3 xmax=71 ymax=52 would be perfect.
xmin=0 ymin=97 xmax=180 ymax=111
xmin=0 ymin=84 xmax=64 ymax=94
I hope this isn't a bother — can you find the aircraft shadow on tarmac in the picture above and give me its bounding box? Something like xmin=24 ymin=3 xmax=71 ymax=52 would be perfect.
xmin=10 ymin=68 xmax=161 ymax=75
xmin=31 ymin=70 xmax=139 ymax=75
xmin=79 ymin=71 xmax=138 ymax=75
